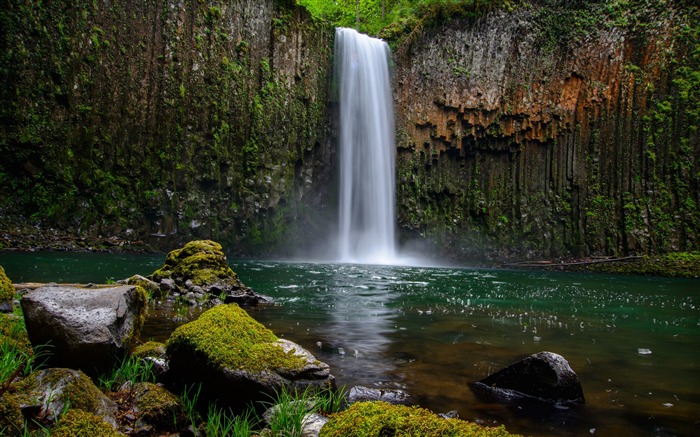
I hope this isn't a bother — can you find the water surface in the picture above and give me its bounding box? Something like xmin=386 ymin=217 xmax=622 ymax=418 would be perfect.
xmin=1 ymin=252 xmax=698 ymax=436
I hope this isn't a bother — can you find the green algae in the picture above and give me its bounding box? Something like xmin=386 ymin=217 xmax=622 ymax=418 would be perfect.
xmin=320 ymin=401 xmax=522 ymax=437
xmin=166 ymin=304 xmax=307 ymax=373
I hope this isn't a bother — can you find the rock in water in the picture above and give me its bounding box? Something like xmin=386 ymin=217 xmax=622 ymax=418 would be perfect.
xmin=347 ymin=386 xmax=411 ymax=405
xmin=166 ymin=304 xmax=334 ymax=410
xmin=21 ymin=285 xmax=147 ymax=373
xmin=472 ymin=351 xmax=584 ymax=406
xmin=149 ymin=240 xmax=266 ymax=305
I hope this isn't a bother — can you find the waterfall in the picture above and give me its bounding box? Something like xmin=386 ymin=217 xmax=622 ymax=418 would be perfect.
xmin=335 ymin=27 xmax=396 ymax=265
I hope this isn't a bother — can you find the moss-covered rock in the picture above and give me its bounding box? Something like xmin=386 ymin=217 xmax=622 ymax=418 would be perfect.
xmin=12 ymin=368 xmax=118 ymax=427
xmin=131 ymin=382 xmax=180 ymax=432
xmin=166 ymin=304 xmax=333 ymax=409
xmin=0 ymin=266 xmax=14 ymax=312
xmin=51 ymin=409 xmax=123 ymax=437
xmin=0 ymin=311 xmax=31 ymax=356
xmin=320 ymin=401 xmax=522 ymax=437
xmin=149 ymin=240 xmax=266 ymax=305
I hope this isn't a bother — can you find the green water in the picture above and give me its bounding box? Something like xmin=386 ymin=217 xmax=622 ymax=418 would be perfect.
xmin=1 ymin=252 xmax=698 ymax=436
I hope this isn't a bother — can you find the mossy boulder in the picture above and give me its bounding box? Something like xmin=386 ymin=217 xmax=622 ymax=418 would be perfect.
xmin=320 ymin=401 xmax=522 ymax=437
xmin=0 ymin=265 xmax=14 ymax=312
xmin=0 ymin=311 xmax=32 ymax=357
xmin=132 ymin=341 xmax=166 ymax=359
xmin=11 ymin=368 xmax=118 ymax=427
xmin=51 ymin=409 xmax=123 ymax=437
xmin=149 ymin=240 xmax=266 ymax=305
xmin=130 ymin=382 xmax=180 ymax=433
xmin=166 ymin=304 xmax=334 ymax=410
xmin=20 ymin=285 xmax=147 ymax=373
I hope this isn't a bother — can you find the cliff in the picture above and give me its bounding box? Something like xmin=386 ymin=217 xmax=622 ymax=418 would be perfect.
xmin=0 ymin=0 xmax=334 ymax=255
xmin=393 ymin=1 xmax=699 ymax=261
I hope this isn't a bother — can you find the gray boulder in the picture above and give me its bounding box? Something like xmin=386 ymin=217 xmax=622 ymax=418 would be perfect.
xmin=471 ymin=351 xmax=585 ymax=406
xmin=21 ymin=285 xmax=147 ymax=373
xmin=347 ymin=386 xmax=411 ymax=405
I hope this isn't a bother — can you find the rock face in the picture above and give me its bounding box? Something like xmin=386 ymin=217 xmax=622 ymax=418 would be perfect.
xmin=471 ymin=351 xmax=584 ymax=406
xmin=0 ymin=0 xmax=335 ymax=256
xmin=166 ymin=304 xmax=334 ymax=410
xmin=20 ymin=285 xmax=147 ymax=372
xmin=11 ymin=368 xmax=118 ymax=427
xmin=149 ymin=240 xmax=267 ymax=305
xmin=393 ymin=3 xmax=699 ymax=261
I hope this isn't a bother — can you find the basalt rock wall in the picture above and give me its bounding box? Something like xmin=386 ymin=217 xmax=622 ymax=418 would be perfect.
xmin=0 ymin=0 xmax=334 ymax=255
xmin=393 ymin=2 xmax=699 ymax=261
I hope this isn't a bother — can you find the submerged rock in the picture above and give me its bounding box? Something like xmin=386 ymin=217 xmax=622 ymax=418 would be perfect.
xmin=471 ymin=351 xmax=585 ymax=406
xmin=166 ymin=304 xmax=334 ymax=410
xmin=20 ymin=285 xmax=147 ymax=372
xmin=149 ymin=240 xmax=267 ymax=305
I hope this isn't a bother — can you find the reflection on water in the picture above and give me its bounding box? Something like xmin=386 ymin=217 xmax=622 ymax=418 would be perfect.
xmin=1 ymin=252 xmax=698 ymax=437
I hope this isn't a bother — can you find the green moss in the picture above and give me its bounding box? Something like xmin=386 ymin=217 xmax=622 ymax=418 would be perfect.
xmin=151 ymin=240 xmax=238 ymax=286
xmin=132 ymin=382 xmax=180 ymax=429
xmin=51 ymin=409 xmax=123 ymax=437
xmin=166 ymin=304 xmax=307 ymax=373
xmin=0 ymin=393 xmax=24 ymax=436
xmin=320 ymin=401 xmax=522 ymax=437
xmin=0 ymin=266 xmax=13 ymax=302
xmin=0 ymin=312 xmax=31 ymax=356
xmin=132 ymin=341 xmax=166 ymax=359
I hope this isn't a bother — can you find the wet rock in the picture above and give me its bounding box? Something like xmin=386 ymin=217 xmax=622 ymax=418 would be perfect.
xmin=166 ymin=304 xmax=334 ymax=410
xmin=20 ymin=285 xmax=147 ymax=373
xmin=301 ymin=413 xmax=329 ymax=437
xmin=149 ymin=240 xmax=267 ymax=306
xmin=347 ymin=386 xmax=411 ymax=405
xmin=471 ymin=351 xmax=584 ymax=406
xmin=12 ymin=368 xmax=118 ymax=427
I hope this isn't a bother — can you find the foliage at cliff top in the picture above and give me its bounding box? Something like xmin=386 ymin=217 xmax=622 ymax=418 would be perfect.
xmin=298 ymin=0 xmax=696 ymax=46
xmin=0 ymin=266 xmax=13 ymax=301
xmin=320 ymin=401 xmax=522 ymax=437
xmin=150 ymin=240 xmax=238 ymax=286
xmin=166 ymin=304 xmax=308 ymax=372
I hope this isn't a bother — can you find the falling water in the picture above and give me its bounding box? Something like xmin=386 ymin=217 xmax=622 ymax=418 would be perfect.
xmin=335 ymin=27 xmax=397 ymax=264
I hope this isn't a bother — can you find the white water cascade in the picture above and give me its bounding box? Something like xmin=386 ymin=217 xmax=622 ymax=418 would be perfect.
xmin=335 ymin=27 xmax=397 ymax=264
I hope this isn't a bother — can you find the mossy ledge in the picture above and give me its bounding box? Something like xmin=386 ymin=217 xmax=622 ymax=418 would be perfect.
xmin=51 ymin=409 xmax=122 ymax=437
xmin=166 ymin=303 xmax=307 ymax=373
xmin=320 ymin=401 xmax=522 ymax=437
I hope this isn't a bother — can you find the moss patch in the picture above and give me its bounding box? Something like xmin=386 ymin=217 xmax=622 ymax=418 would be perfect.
xmin=51 ymin=409 xmax=122 ymax=437
xmin=320 ymin=401 xmax=522 ymax=437
xmin=0 ymin=266 xmax=13 ymax=302
xmin=132 ymin=341 xmax=166 ymax=359
xmin=0 ymin=311 xmax=31 ymax=355
xmin=0 ymin=393 xmax=24 ymax=435
xmin=150 ymin=240 xmax=238 ymax=286
xmin=166 ymin=304 xmax=307 ymax=373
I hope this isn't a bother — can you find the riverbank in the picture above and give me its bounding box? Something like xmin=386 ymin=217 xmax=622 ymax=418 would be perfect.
xmin=503 ymin=252 xmax=700 ymax=278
